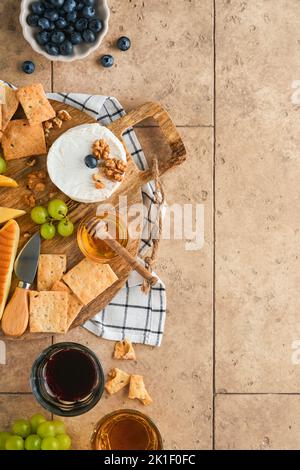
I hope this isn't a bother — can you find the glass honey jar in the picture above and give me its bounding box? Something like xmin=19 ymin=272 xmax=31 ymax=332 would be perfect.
xmin=91 ymin=409 xmax=163 ymax=450
xmin=77 ymin=210 xmax=129 ymax=263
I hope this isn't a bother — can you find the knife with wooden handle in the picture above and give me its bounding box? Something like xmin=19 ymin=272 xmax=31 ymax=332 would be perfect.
xmin=1 ymin=232 xmax=41 ymax=337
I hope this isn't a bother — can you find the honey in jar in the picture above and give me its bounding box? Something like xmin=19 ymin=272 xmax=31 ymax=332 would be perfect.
xmin=77 ymin=211 xmax=129 ymax=263
xmin=91 ymin=409 xmax=163 ymax=450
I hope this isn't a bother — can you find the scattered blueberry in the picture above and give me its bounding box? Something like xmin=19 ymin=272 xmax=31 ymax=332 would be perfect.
xmin=27 ymin=14 xmax=39 ymax=27
xmin=22 ymin=60 xmax=35 ymax=74
xmin=100 ymin=55 xmax=114 ymax=68
xmin=50 ymin=0 xmax=65 ymax=6
xmin=82 ymin=6 xmax=95 ymax=19
xmin=66 ymin=11 xmax=77 ymax=22
xmin=84 ymin=0 xmax=95 ymax=6
xmin=31 ymin=1 xmax=45 ymax=15
xmin=82 ymin=29 xmax=95 ymax=43
xmin=117 ymin=36 xmax=131 ymax=52
xmin=45 ymin=43 xmax=60 ymax=56
xmin=60 ymin=39 xmax=73 ymax=55
xmin=44 ymin=9 xmax=59 ymax=21
xmin=56 ymin=17 xmax=67 ymax=29
xmin=38 ymin=17 xmax=51 ymax=30
xmin=36 ymin=30 xmax=51 ymax=45
xmin=75 ymin=18 xmax=88 ymax=31
xmin=89 ymin=18 xmax=102 ymax=33
xmin=85 ymin=155 xmax=98 ymax=169
xmin=63 ymin=0 xmax=76 ymax=13
xmin=70 ymin=31 xmax=83 ymax=45
xmin=76 ymin=1 xmax=85 ymax=10
xmin=51 ymin=31 xmax=65 ymax=44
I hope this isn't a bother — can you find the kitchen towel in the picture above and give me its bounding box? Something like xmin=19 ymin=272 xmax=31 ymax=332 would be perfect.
xmin=47 ymin=92 xmax=167 ymax=347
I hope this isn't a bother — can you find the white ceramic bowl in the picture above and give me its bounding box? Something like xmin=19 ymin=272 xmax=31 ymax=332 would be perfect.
xmin=19 ymin=0 xmax=110 ymax=62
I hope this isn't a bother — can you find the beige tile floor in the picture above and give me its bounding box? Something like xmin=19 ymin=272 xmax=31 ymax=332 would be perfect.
xmin=0 ymin=0 xmax=300 ymax=450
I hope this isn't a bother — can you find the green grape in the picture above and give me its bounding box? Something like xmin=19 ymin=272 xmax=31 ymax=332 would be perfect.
xmin=41 ymin=436 xmax=59 ymax=451
xmin=0 ymin=431 xmax=11 ymax=450
xmin=37 ymin=421 xmax=56 ymax=439
xmin=48 ymin=199 xmax=68 ymax=221
xmin=56 ymin=434 xmax=71 ymax=450
xmin=30 ymin=414 xmax=46 ymax=433
xmin=5 ymin=435 xmax=24 ymax=450
xmin=25 ymin=434 xmax=42 ymax=450
xmin=57 ymin=219 xmax=74 ymax=237
xmin=40 ymin=223 xmax=56 ymax=240
xmin=0 ymin=157 xmax=7 ymax=174
xmin=52 ymin=420 xmax=65 ymax=436
xmin=31 ymin=206 xmax=48 ymax=225
xmin=11 ymin=419 xmax=31 ymax=438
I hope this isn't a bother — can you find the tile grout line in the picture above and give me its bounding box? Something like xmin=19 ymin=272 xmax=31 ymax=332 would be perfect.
xmin=212 ymin=0 xmax=217 ymax=451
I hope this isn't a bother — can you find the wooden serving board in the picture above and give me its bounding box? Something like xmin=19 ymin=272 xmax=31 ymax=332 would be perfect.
xmin=0 ymin=101 xmax=186 ymax=340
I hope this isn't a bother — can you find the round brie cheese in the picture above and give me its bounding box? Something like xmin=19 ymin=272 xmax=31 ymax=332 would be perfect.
xmin=47 ymin=123 xmax=127 ymax=203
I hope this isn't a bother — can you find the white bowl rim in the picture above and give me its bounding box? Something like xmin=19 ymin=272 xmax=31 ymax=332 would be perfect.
xmin=19 ymin=0 xmax=110 ymax=62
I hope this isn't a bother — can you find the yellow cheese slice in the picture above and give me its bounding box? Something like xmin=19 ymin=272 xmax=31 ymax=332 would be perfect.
xmin=0 ymin=175 xmax=18 ymax=187
xmin=0 ymin=207 xmax=26 ymax=224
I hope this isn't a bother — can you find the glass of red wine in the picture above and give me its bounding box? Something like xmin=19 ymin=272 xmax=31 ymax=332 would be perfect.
xmin=31 ymin=343 xmax=104 ymax=417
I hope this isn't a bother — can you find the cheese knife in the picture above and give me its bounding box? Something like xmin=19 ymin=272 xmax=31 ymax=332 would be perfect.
xmin=1 ymin=232 xmax=41 ymax=337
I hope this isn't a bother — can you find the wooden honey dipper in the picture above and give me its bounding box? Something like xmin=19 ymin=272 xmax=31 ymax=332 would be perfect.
xmin=86 ymin=218 xmax=158 ymax=287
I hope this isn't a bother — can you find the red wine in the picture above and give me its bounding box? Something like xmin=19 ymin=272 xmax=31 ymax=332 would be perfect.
xmin=45 ymin=348 xmax=98 ymax=402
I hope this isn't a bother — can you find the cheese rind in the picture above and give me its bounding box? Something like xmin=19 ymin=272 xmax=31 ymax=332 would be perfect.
xmin=0 ymin=220 xmax=20 ymax=319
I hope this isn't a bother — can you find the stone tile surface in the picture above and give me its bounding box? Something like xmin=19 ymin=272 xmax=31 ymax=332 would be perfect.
xmin=0 ymin=0 xmax=51 ymax=89
xmin=53 ymin=0 xmax=213 ymax=126
xmin=215 ymin=0 xmax=300 ymax=392
xmin=215 ymin=395 xmax=300 ymax=450
xmin=0 ymin=338 xmax=52 ymax=393
xmin=54 ymin=127 xmax=213 ymax=450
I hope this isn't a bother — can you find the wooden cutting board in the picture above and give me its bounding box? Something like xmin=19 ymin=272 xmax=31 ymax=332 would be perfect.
xmin=0 ymin=100 xmax=186 ymax=339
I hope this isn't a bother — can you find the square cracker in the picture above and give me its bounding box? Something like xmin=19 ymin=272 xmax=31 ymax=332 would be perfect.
xmin=2 ymin=86 xmax=19 ymax=131
xmin=51 ymin=280 xmax=83 ymax=331
xmin=17 ymin=83 xmax=55 ymax=125
xmin=29 ymin=291 xmax=68 ymax=333
xmin=2 ymin=119 xmax=46 ymax=160
xmin=63 ymin=258 xmax=118 ymax=306
xmin=38 ymin=254 xmax=67 ymax=291
xmin=105 ymin=368 xmax=131 ymax=395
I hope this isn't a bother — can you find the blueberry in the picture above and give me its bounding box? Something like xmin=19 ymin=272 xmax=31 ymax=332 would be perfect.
xmin=22 ymin=60 xmax=35 ymax=74
xmin=31 ymin=1 xmax=45 ymax=15
xmin=89 ymin=18 xmax=102 ymax=33
xmin=56 ymin=17 xmax=67 ymax=29
xmin=36 ymin=30 xmax=51 ymax=45
xmin=63 ymin=0 xmax=76 ymax=12
xmin=100 ymin=55 xmax=114 ymax=68
xmin=44 ymin=9 xmax=59 ymax=21
xmin=38 ymin=17 xmax=51 ymax=30
xmin=26 ymin=14 xmax=39 ymax=27
xmin=66 ymin=10 xmax=77 ymax=22
xmin=82 ymin=6 xmax=95 ymax=18
xmin=60 ymin=39 xmax=73 ymax=55
xmin=51 ymin=31 xmax=65 ymax=44
xmin=45 ymin=43 xmax=60 ymax=56
xmin=76 ymin=1 xmax=85 ymax=10
xmin=82 ymin=29 xmax=95 ymax=43
xmin=46 ymin=20 xmax=56 ymax=31
xmin=70 ymin=31 xmax=82 ymax=44
xmin=117 ymin=36 xmax=131 ymax=52
xmin=85 ymin=155 xmax=98 ymax=169
xmin=65 ymin=24 xmax=75 ymax=33
xmin=50 ymin=0 xmax=65 ymax=6
xmin=84 ymin=0 xmax=95 ymax=5
xmin=75 ymin=18 xmax=88 ymax=31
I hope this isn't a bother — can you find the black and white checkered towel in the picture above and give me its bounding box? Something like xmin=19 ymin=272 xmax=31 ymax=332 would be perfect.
xmin=46 ymin=92 xmax=167 ymax=347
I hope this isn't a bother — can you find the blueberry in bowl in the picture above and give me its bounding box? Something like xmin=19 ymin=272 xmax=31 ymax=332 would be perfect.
xmin=20 ymin=0 xmax=110 ymax=61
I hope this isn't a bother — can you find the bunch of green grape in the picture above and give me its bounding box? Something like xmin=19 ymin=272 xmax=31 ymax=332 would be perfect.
xmin=0 ymin=414 xmax=72 ymax=451
xmin=31 ymin=199 xmax=74 ymax=240
xmin=0 ymin=155 xmax=7 ymax=174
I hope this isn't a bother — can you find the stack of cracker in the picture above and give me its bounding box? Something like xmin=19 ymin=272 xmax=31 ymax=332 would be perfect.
xmin=29 ymin=255 xmax=118 ymax=334
xmin=0 ymin=83 xmax=55 ymax=160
